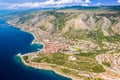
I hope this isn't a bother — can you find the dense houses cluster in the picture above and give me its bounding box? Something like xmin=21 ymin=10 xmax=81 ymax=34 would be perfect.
xmin=102 ymin=42 xmax=120 ymax=50
xmin=40 ymin=39 xmax=101 ymax=54
xmin=41 ymin=41 xmax=70 ymax=53
xmin=96 ymin=52 xmax=120 ymax=75
xmin=98 ymin=53 xmax=120 ymax=67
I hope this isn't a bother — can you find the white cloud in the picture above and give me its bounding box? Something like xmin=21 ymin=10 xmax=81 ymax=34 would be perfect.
xmin=118 ymin=0 xmax=120 ymax=3
xmin=5 ymin=0 xmax=91 ymax=9
xmin=74 ymin=0 xmax=82 ymax=3
xmin=85 ymin=0 xmax=91 ymax=3
xmin=81 ymin=3 xmax=88 ymax=6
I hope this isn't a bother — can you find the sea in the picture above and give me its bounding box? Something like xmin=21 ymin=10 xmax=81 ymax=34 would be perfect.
xmin=0 ymin=20 xmax=71 ymax=80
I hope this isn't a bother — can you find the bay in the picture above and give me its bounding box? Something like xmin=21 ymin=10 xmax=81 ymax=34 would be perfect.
xmin=0 ymin=20 xmax=71 ymax=80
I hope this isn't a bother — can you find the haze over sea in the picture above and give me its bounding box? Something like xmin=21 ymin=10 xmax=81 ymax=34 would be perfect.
xmin=0 ymin=19 xmax=71 ymax=80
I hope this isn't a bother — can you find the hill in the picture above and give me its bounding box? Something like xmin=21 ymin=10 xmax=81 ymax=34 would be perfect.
xmin=7 ymin=6 xmax=120 ymax=80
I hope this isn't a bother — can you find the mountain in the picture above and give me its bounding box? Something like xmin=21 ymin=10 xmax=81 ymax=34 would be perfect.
xmin=7 ymin=6 xmax=120 ymax=42
xmin=6 ymin=6 xmax=120 ymax=79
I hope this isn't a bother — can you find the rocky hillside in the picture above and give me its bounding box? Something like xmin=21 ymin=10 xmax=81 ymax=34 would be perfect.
xmin=7 ymin=7 xmax=120 ymax=52
xmin=7 ymin=6 xmax=120 ymax=80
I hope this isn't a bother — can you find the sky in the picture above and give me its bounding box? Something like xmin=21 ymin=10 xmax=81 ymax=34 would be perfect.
xmin=0 ymin=0 xmax=120 ymax=9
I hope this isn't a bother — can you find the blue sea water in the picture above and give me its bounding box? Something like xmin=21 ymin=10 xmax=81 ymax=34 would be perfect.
xmin=0 ymin=20 xmax=71 ymax=80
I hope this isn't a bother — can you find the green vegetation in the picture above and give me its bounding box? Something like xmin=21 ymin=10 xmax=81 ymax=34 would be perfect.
xmin=60 ymin=68 xmax=71 ymax=73
xmin=110 ymin=19 xmax=118 ymax=24
xmin=64 ymin=27 xmax=89 ymax=40
xmin=107 ymin=27 xmax=113 ymax=33
xmin=72 ymin=46 xmax=81 ymax=51
xmin=85 ymin=15 xmax=90 ymax=21
xmin=19 ymin=14 xmax=34 ymax=23
xmin=92 ymin=64 xmax=106 ymax=73
xmin=59 ymin=67 xmax=82 ymax=78
xmin=32 ymin=52 xmax=105 ymax=73
xmin=90 ymin=29 xmax=120 ymax=43
xmin=102 ymin=62 xmax=111 ymax=67
xmin=95 ymin=78 xmax=103 ymax=80
xmin=76 ymin=50 xmax=106 ymax=58
xmin=33 ymin=53 xmax=68 ymax=65
xmin=77 ymin=52 xmax=98 ymax=58
xmin=23 ymin=56 xmax=29 ymax=63
xmin=39 ymin=25 xmax=46 ymax=31
xmin=52 ymin=12 xmax=66 ymax=31
xmin=89 ymin=29 xmax=104 ymax=45
xmin=94 ymin=29 xmax=104 ymax=42
xmin=64 ymin=26 xmax=120 ymax=44
xmin=52 ymin=65 xmax=81 ymax=78
xmin=105 ymin=34 xmax=120 ymax=42
xmin=23 ymin=56 xmax=28 ymax=61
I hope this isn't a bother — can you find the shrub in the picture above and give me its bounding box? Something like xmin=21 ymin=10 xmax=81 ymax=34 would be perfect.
xmin=102 ymin=62 xmax=111 ymax=67
xmin=92 ymin=64 xmax=106 ymax=73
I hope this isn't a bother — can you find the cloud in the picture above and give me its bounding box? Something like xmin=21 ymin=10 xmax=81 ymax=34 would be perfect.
xmin=81 ymin=3 xmax=88 ymax=6
xmin=118 ymin=0 xmax=120 ymax=3
xmin=5 ymin=0 xmax=91 ymax=9
xmin=85 ymin=0 xmax=91 ymax=3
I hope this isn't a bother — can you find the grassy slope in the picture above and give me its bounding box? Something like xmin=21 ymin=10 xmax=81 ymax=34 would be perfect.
xmin=32 ymin=52 xmax=105 ymax=73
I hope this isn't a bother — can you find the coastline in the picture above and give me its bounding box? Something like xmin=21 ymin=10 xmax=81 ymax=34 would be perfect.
xmin=17 ymin=53 xmax=81 ymax=80
xmin=15 ymin=30 xmax=75 ymax=79
xmin=7 ymin=21 xmax=45 ymax=49
xmin=7 ymin=21 xmax=80 ymax=80
xmin=5 ymin=8 xmax=120 ymax=80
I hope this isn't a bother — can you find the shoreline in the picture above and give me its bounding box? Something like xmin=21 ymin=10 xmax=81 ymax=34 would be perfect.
xmin=6 ymin=21 xmax=45 ymax=49
xmin=17 ymin=53 xmax=81 ymax=80
xmin=7 ymin=21 xmax=45 ymax=51
xmin=16 ymin=31 xmax=75 ymax=79
xmin=30 ymin=32 xmax=45 ymax=51
xmin=7 ymin=21 xmax=80 ymax=80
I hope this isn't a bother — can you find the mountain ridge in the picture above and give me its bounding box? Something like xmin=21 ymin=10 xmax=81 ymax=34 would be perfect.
xmin=6 ymin=6 xmax=120 ymax=79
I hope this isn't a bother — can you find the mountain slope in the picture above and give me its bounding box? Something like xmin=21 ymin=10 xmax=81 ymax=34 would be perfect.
xmin=7 ymin=6 xmax=120 ymax=80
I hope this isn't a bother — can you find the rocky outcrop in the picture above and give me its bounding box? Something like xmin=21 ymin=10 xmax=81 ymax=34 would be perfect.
xmin=112 ymin=22 xmax=120 ymax=35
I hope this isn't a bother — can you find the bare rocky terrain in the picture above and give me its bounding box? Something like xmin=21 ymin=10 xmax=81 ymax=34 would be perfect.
xmin=7 ymin=8 xmax=120 ymax=51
